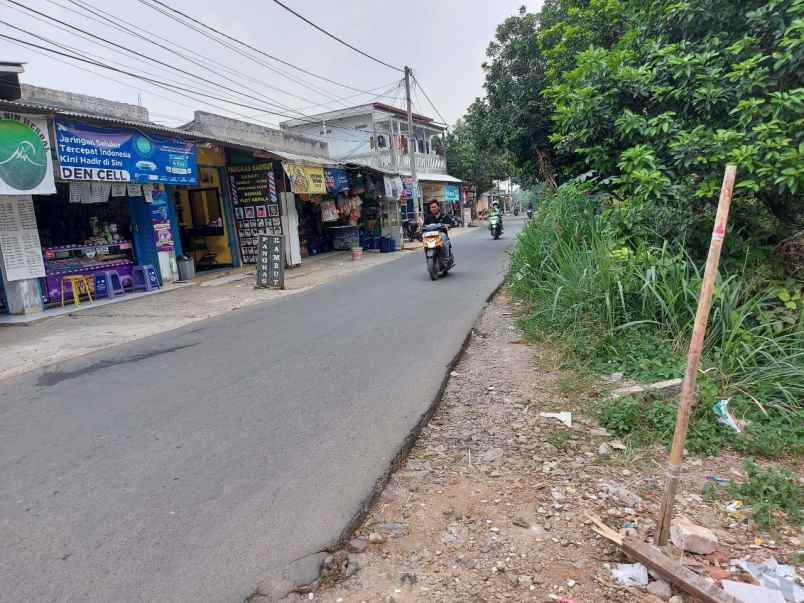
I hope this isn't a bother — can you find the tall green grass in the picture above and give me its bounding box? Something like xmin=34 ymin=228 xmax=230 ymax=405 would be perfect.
xmin=511 ymin=183 xmax=804 ymax=457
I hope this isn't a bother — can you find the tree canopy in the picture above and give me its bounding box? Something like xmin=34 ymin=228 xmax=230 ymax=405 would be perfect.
xmin=449 ymin=0 xmax=804 ymax=250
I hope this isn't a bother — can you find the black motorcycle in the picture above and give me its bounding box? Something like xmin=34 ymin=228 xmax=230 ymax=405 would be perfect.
xmin=402 ymin=219 xmax=422 ymax=242
xmin=422 ymin=224 xmax=453 ymax=280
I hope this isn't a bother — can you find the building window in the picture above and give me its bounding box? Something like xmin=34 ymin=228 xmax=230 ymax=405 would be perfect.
xmin=377 ymin=134 xmax=387 ymax=148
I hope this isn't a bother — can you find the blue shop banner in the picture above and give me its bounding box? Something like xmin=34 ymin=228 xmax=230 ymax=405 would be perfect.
xmin=444 ymin=184 xmax=460 ymax=202
xmin=54 ymin=118 xmax=198 ymax=185
xmin=324 ymin=167 xmax=349 ymax=194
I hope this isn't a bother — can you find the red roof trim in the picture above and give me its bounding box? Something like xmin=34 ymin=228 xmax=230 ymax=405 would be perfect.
xmin=372 ymin=102 xmax=435 ymax=124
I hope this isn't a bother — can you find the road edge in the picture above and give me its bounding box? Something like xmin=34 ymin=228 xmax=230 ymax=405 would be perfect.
xmin=254 ymin=280 xmax=509 ymax=601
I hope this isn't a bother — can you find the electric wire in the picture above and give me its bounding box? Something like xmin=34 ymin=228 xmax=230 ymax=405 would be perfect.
xmin=139 ymin=0 xmax=398 ymax=95
xmin=0 ymin=13 xmax=389 ymax=139
xmin=0 ymin=31 xmax=378 ymax=144
xmin=268 ymin=0 xmax=402 ymax=72
xmin=49 ymin=0 xmax=324 ymax=113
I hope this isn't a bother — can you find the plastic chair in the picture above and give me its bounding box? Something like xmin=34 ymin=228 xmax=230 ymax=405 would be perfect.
xmin=95 ymin=270 xmax=125 ymax=298
xmin=132 ymin=265 xmax=159 ymax=292
xmin=60 ymin=274 xmax=94 ymax=307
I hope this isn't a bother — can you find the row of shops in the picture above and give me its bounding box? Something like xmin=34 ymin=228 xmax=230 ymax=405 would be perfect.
xmin=0 ymin=107 xmax=466 ymax=315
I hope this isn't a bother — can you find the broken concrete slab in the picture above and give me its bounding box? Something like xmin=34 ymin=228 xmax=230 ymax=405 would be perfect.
xmin=670 ymin=516 xmax=719 ymax=555
xmin=610 ymin=378 xmax=683 ymax=399
xmin=722 ymin=580 xmax=786 ymax=603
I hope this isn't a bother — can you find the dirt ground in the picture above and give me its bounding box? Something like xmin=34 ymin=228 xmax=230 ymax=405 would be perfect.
xmin=312 ymin=291 xmax=803 ymax=603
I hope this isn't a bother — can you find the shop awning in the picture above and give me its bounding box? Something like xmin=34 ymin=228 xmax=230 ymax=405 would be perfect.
xmin=265 ymin=150 xmax=339 ymax=167
xmin=417 ymin=173 xmax=463 ymax=184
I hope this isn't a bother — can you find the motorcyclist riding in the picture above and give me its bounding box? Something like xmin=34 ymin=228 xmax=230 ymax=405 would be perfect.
xmin=423 ymin=199 xmax=456 ymax=262
xmin=489 ymin=201 xmax=503 ymax=232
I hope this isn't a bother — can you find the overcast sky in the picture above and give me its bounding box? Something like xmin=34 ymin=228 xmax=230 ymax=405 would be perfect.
xmin=0 ymin=0 xmax=536 ymax=130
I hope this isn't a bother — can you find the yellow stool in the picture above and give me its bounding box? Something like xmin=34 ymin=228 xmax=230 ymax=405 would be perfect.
xmin=61 ymin=274 xmax=94 ymax=307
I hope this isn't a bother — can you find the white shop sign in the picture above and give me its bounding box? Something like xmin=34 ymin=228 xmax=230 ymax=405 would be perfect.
xmin=0 ymin=195 xmax=46 ymax=281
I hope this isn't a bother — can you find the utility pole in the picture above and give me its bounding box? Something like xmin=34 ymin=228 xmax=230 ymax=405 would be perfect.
xmin=404 ymin=66 xmax=420 ymax=221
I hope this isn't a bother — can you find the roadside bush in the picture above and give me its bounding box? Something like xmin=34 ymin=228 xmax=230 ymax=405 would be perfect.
xmin=511 ymin=183 xmax=804 ymax=458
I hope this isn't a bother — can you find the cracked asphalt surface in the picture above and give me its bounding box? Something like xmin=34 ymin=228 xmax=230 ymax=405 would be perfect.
xmin=0 ymin=220 xmax=520 ymax=602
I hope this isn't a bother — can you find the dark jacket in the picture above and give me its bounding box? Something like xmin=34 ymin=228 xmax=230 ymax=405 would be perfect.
xmin=423 ymin=212 xmax=457 ymax=227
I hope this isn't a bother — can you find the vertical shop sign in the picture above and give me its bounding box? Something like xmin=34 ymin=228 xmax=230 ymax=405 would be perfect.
xmin=227 ymin=162 xmax=281 ymax=264
xmin=0 ymin=113 xmax=56 ymax=195
xmin=0 ymin=195 xmax=46 ymax=281
xmin=256 ymin=234 xmax=284 ymax=289
xmin=150 ymin=190 xmax=174 ymax=252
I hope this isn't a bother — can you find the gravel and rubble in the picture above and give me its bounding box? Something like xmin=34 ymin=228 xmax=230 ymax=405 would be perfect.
xmin=309 ymin=291 xmax=802 ymax=603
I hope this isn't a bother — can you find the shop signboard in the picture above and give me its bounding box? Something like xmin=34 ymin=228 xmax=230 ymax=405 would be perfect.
xmin=0 ymin=195 xmax=46 ymax=281
xmin=54 ymin=118 xmax=198 ymax=185
xmin=421 ymin=181 xmax=444 ymax=203
xmin=444 ymin=184 xmax=460 ymax=202
xmin=0 ymin=113 xmax=56 ymax=195
xmin=256 ymin=233 xmax=284 ymax=289
xmin=150 ymin=191 xmax=174 ymax=252
xmin=283 ymin=163 xmax=326 ymax=195
xmin=324 ymin=167 xmax=349 ymax=194
xmin=227 ymin=162 xmax=281 ymax=264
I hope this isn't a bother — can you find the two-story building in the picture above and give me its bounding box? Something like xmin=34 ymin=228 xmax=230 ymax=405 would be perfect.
xmin=280 ymin=103 xmax=463 ymax=218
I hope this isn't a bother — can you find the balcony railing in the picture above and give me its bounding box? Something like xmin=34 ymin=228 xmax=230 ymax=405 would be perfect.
xmin=341 ymin=148 xmax=446 ymax=174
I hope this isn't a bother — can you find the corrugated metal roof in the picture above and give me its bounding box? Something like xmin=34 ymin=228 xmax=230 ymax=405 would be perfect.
xmin=0 ymin=100 xmax=339 ymax=163
xmin=0 ymin=98 xmax=196 ymax=138
xmin=417 ymin=173 xmax=463 ymax=184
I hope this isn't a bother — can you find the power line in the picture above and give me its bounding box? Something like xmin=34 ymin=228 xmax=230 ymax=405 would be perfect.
xmin=50 ymin=0 xmax=312 ymax=114
xmin=136 ymin=0 xmax=343 ymax=103
xmin=4 ymin=0 xmax=326 ymax=118
xmin=0 ymin=9 xmax=389 ymax=139
xmin=269 ymin=0 xmax=402 ymax=72
xmin=0 ymin=31 xmax=373 ymax=143
xmin=412 ymin=74 xmax=449 ymax=127
xmin=140 ymin=0 xmax=397 ymax=95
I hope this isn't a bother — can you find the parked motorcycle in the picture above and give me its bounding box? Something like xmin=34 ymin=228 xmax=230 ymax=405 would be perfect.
xmin=513 ymin=206 xmax=520 ymax=216
xmin=422 ymin=223 xmax=453 ymax=280
xmin=488 ymin=214 xmax=503 ymax=239
xmin=402 ymin=219 xmax=422 ymax=242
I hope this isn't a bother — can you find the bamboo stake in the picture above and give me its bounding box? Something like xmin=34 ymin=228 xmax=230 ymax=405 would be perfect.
xmin=655 ymin=165 xmax=737 ymax=546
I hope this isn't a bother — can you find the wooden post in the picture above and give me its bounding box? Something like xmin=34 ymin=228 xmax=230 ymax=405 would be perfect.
xmin=655 ymin=165 xmax=737 ymax=545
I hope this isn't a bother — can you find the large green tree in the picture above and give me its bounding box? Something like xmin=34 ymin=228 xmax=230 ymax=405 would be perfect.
xmin=548 ymin=0 xmax=804 ymax=245
xmin=445 ymin=99 xmax=510 ymax=193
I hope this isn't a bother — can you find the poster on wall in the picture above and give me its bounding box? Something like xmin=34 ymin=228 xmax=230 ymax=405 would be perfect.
xmin=283 ymin=163 xmax=326 ymax=195
xmin=54 ymin=118 xmax=198 ymax=185
xmin=324 ymin=167 xmax=349 ymax=194
xmin=0 ymin=195 xmax=46 ymax=281
xmin=383 ymin=175 xmax=402 ymax=200
xmin=0 ymin=113 xmax=56 ymax=195
xmin=150 ymin=191 xmax=174 ymax=252
xmin=400 ymin=176 xmax=414 ymax=199
xmin=226 ymin=162 xmax=281 ymax=264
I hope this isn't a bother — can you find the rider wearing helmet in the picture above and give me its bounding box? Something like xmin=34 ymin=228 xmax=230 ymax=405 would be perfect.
xmin=489 ymin=201 xmax=504 ymax=231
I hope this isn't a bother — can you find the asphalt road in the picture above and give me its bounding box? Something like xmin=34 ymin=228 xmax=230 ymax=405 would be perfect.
xmin=0 ymin=219 xmax=521 ymax=603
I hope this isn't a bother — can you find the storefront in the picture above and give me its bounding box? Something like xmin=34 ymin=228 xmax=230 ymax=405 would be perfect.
xmin=289 ymin=164 xmax=400 ymax=257
xmin=0 ymin=114 xmax=200 ymax=313
xmin=420 ymin=178 xmax=463 ymax=220
xmin=171 ymin=144 xmax=238 ymax=271
xmin=225 ymin=149 xmax=285 ymax=265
